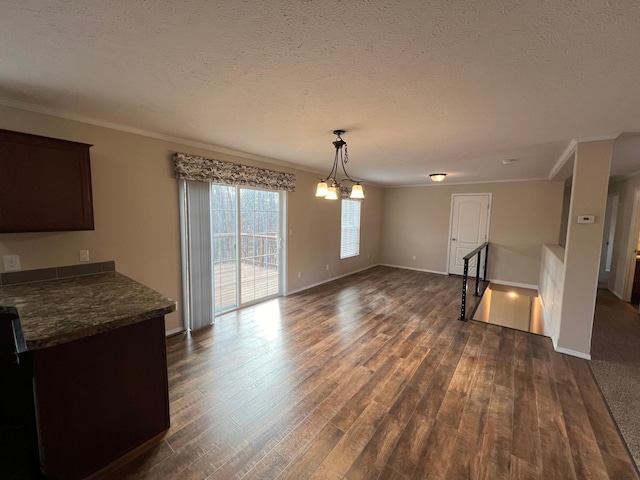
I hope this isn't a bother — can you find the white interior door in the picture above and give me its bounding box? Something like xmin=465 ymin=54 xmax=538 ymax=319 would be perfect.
xmin=448 ymin=194 xmax=491 ymax=276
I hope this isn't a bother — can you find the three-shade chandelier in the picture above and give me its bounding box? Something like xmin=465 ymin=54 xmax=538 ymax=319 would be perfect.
xmin=315 ymin=130 xmax=364 ymax=200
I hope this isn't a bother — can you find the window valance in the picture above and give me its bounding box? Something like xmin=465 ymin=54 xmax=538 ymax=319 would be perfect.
xmin=173 ymin=152 xmax=296 ymax=192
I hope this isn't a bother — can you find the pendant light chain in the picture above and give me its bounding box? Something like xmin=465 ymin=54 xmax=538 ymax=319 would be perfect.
xmin=315 ymin=130 xmax=365 ymax=200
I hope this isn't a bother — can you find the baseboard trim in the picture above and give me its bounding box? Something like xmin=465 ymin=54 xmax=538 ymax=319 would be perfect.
xmin=85 ymin=429 xmax=168 ymax=480
xmin=379 ymin=264 xmax=448 ymax=275
xmin=610 ymin=288 xmax=625 ymax=301
xmin=165 ymin=327 xmax=186 ymax=337
xmin=286 ymin=264 xmax=380 ymax=296
xmin=553 ymin=342 xmax=591 ymax=360
xmin=286 ymin=263 xmax=450 ymax=296
xmin=287 ymin=266 xmax=538 ymax=294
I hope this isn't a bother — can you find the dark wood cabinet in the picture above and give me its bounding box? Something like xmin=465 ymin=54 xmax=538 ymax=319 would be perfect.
xmin=32 ymin=316 xmax=170 ymax=479
xmin=0 ymin=129 xmax=94 ymax=233
xmin=632 ymin=259 xmax=640 ymax=305
xmin=0 ymin=271 xmax=176 ymax=478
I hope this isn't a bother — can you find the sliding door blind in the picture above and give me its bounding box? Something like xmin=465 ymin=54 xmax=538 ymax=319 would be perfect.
xmin=180 ymin=180 xmax=215 ymax=331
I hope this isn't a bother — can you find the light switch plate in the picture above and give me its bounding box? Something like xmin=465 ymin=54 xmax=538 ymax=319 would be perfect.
xmin=3 ymin=254 xmax=21 ymax=271
xmin=79 ymin=250 xmax=90 ymax=262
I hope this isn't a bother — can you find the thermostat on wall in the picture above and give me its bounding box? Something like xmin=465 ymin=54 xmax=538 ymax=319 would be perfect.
xmin=577 ymin=215 xmax=595 ymax=224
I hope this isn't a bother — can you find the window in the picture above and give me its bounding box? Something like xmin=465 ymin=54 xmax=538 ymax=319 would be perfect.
xmin=341 ymin=199 xmax=361 ymax=259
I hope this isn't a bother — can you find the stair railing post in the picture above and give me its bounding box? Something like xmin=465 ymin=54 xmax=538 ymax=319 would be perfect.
xmin=460 ymin=258 xmax=469 ymax=321
xmin=483 ymin=243 xmax=489 ymax=281
xmin=475 ymin=250 xmax=481 ymax=297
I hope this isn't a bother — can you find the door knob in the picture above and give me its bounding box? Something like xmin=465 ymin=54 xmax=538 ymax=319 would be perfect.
xmin=452 ymin=238 xmax=456 ymax=241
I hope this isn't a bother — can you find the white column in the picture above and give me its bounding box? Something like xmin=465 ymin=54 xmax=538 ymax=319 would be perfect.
xmin=556 ymin=139 xmax=613 ymax=358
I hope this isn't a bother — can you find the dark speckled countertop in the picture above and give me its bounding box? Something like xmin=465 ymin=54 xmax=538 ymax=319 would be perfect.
xmin=0 ymin=271 xmax=176 ymax=350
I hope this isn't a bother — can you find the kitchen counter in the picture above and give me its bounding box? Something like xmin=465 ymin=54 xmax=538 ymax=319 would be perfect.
xmin=0 ymin=271 xmax=176 ymax=349
xmin=0 ymin=266 xmax=177 ymax=479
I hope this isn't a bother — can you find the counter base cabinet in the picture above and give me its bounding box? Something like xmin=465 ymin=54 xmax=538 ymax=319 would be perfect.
xmin=632 ymin=259 xmax=640 ymax=305
xmin=32 ymin=316 xmax=170 ymax=479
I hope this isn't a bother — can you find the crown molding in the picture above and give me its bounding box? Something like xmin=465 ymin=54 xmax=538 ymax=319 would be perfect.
xmin=0 ymin=96 xmax=315 ymax=173
xmin=548 ymin=139 xmax=577 ymax=180
xmin=547 ymin=133 xmax=622 ymax=181
xmin=573 ymin=132 xmax=621 ymax=143
xmin=386 ymin=176 xmax=550 ymax=189
xmin=0 ymin=97 xmax=393 ymax=188
xmin=0 ymin=97 xmax=394 ymax=187
xmin=611 ymin=168 xmax=640 ymax=183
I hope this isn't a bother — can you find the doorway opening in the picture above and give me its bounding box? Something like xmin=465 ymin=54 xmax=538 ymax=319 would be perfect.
xmin=599 ymin=193 xmax=619 ymax=288
xmin=623 ymin=189 xmax=640 ymax=307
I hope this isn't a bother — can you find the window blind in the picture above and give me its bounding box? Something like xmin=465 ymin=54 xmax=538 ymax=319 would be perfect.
xmin=341 ymin=199 xmax=361 ymax=259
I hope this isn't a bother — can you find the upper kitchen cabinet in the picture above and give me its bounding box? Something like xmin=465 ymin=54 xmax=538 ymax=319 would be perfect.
xmin=0 ymin=129 xmax=94 ymax=233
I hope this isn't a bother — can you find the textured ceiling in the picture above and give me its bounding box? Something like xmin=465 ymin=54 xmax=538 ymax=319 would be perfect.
xmin=1 ymin=0 xmax=640 ymax=186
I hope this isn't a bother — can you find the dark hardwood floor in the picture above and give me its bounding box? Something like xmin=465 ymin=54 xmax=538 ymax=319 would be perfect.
xmin=99 ymin=266 xmax=638 ymax=480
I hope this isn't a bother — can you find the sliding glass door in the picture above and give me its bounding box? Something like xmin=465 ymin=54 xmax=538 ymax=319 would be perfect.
xmin=211 ymin=185 xmax=238 ymax=312
xmin=211 ymin=185 xmax=282 ymax=314
xmin=240 ymin=188 xmax=281 ymax=304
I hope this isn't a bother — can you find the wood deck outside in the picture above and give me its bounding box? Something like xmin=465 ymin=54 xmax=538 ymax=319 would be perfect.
xmin=214 ymin=262 xmax=279 ymax=312
xmin=99 ymin=266 xmax=638 ymax=480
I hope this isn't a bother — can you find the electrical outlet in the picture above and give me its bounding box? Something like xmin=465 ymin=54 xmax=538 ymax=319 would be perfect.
xmin=3 ymin=255 xmax=21 ymax=271
xmin=297 ymin=271 xmax=301 ymax=278
xmin=79 ymin=250 xmax=90 ymax=262
xmin=412 ymin=255 xmax=416 ymax=260
xmin=326 ymin=264 xmax=329 ymax=271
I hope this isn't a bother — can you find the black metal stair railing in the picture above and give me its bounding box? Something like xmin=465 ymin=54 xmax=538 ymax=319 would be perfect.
xmin=459 ymin=242 xmax=489 ymax=321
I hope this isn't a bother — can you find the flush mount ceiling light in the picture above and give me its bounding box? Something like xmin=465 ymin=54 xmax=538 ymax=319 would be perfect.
xmin=315 ymin=130 xmax=364 ymax=200
xmin=429 ymin=173 xmax=447 ymax=182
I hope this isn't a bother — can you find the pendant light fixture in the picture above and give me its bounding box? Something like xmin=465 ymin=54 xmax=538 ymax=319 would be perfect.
xmin=315 ymin=130 xmax=365 ymax=200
